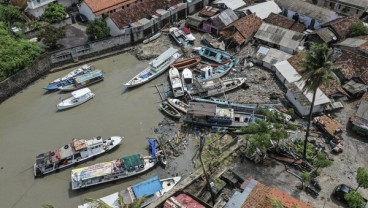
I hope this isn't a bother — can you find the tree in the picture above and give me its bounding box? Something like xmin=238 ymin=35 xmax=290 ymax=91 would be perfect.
xmin=299 ymin=43 xmax=341 ymax=160
xmin=248 ymin=133 xmax=272 ymax=158
xmin=41 ymin=3 xmax=67 ymax=23
xmin=38 ymin=25 xmax=65 ymax=49
xmin=86 ymin=19 xmax=110 ymax=40
xmin=313 ymin=153 xmax=332 ymax=173
xmin=348 ymin=21 xmax=368 ymax=37
xmin=0 ymin=4 xmax=24 ymax=31
xmin=84 ymin=198 xmax=112 ymax=208
xmin=356 ymin=167 xmax=368 ymax=191
xmin=199 ymin=136 xmax=216 ymax=205
xmin=345 ymin=191 xmax=365 ymax=208
xmin=300 ymin=172 xmax=311 ymax=189
xmin=270 ymin=129 xmax=288 ymax=146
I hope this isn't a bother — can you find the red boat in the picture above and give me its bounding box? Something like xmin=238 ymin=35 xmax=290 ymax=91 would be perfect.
xmin=170 ymin=56 xmax=201 ymax=70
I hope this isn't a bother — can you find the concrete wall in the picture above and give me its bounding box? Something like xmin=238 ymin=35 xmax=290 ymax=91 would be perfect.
xmin=286 ymin=90 xmax=324 ymax=116
xmin=27 ymin=5 xmax=48 ymax=18
xmin=279 ymin=46 xmax=294 ymax=55
xmin=317 ymin=0 xmax=366 ymax=17
xmin=275 ymin=70 xmax=289 ymax=87
xmin=78 ymin=2 xmax=97 ymax=20
xmin=283 ymin=9 xmax=322 ymax=29
xmin=106 ymin=17 xmax=126 ymax=36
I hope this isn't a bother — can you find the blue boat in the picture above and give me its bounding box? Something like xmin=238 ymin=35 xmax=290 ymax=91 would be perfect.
xmin=197 ymin=58 xmax=238 ymax=81
xmin=43 ymin=65 xmax=93 ymax=91
xmin=193 ymin=97 xmax=257 ymax=112
xmin=194 ymin=46 xmax=232 ymax=63
xmin=58 ymin=70 xmax=104 ymax=92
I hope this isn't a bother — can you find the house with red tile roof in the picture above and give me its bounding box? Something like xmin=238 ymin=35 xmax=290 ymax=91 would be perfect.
xmin=78 ymin=0 xmax=139 ymax=20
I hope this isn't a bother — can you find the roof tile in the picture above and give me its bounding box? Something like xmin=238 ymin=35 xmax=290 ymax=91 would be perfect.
xmin=264 ymin=13 xmax=305 ymax=33
xmin=322 ymin=16 xmax=359 ymax=39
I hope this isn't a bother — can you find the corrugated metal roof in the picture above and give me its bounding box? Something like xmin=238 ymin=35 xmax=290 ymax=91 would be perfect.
xmin=254 ymin=23 xmax=304 ymax=50
xmin=213 ymin=0 xmax=246 ymax=10
xmin=289 ymin=81 xmax=331 ymax=106
xmin=239 ymin=1 xmax=282 ymax=19
xmin=225 ymin=179 xmax=257 ymax=208
xmin=151 ymin=47 xmax=178 ymax=68
xmin=211 ymin=9 xmax=239 ymax=29
xmin=274 ymin=61 xmax=301 ymax=83
xmin=260 ymin=48 xmax=292 ymax=65
xmin=314 ymin=27 xmax=337 ymax=43
xmin=336 ymin=38 xmax=367 ymax=48
xmin=274 ymin=0 xmax=338 ymax=23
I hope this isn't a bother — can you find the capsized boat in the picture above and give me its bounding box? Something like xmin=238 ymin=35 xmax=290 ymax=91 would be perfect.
xmin=125 ymin=47 xmax=181 ymax=88
xmin=193 ymin=97 xmax=257 ymax=112
xmin=185 ymin=102 xmax=266 ymax=128
xmin=170 ymin=56 xmax=201 ymax=70
xmin=78 ymin=176 xmax=181 ymax=208
xmin=44 ymin=65 xmax=94 ymax=91
xmin=34 ymin=136 xmax=122 ymax=177
xmin=71 ymin=140 xmax=160 ymax=190
xmin=169 ymin=67 xmax=184 ymax=97
xmin=194 ymin=46 xmax=232 ymax=63
xmin=169 ymin=27 xmax=191 ymax=47
xmin=168 ymin=98 xmax=188 ymax=114
xmin=197 ymin=58 xmax=238 ymax=81
xmin=181 ymin=68 xmax=193 ymax=92
xmin=160 ymin=102 xmax=181 ymax=119
xmin=189 ymin=77 xmax=246 ymax=98
xmin=58 ymin=70 xmax=104 ymax=92
xmin=56 ymin=88 xmax=95 ymax=110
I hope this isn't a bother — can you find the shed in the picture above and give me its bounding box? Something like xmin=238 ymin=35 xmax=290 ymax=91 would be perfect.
xmin=212 ymin=0 xmax=246 ymax=11
xmin=210 ymin=9 xmax=239 ymax=30
xmin=255 ymin=47 xmax=292 ymax=70
xmin=274 ymin=61 xmax=301 ymax=86
xmin=238 ymin=1 xmax=282 ymax=19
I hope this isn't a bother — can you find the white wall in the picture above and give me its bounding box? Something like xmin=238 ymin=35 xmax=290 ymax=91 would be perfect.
xmin=279 ymin=46 xmax=294 ymax=55
xmin=275 ymin=70 xmax=289 ymax=87
xmin=284 ymin=10 xmax=322 ymax=29
xmin=286 ymin=90 xmax=324 ymax=116
xmin=28 ymin=6 xmax=47 ymax=18
xmin=106 ymin=17 xmax=127 ymax=36
xmin=78 ymin=2 xmax=97 ymax=20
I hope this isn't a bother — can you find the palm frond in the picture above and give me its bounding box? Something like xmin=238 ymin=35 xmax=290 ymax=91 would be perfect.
xmin=84 ymin=198 xmax=113 ymax=208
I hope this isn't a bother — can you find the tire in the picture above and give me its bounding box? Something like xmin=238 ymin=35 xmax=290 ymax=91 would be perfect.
xmin=64 ymin=145 xmax=69 ymax=149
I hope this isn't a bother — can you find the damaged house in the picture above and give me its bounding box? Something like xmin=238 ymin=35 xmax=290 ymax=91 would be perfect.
xmin=252 ymin=47 xmax=292 ymax=70
xmin=315 ymin=0 xmax=368 ymax=18
xmin=237 ymin=1 xmax=282 ymax=20
xmin=263 ymin=13 xmax=305 ymax=33
xmin=203 ymin=8 xmax=239 ymax=34
xmin=351 ymin=92 xmax=368 ymax=136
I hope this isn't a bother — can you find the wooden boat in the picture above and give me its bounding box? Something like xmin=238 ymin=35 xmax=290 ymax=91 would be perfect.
xmin=181 ymin=27 xmax=195 ymax=42
xmin=197 ymin=58 xmax=238 ymax=81
xmin=57 ymin=88 xmax=95 ymax=110
xmin=168 ymin=98 xmax=188 ymax=113
xmin=185 ymin=102 xmax=266 ymax=128
xmin=160 ymin=102 xmax=181 ymax=119
xmin=193 ymin=97 xmax=257 ymax=112
xmin=181 ymin=68 xmax=193 ymax=92
xmin=58 ymin=70 xmax=104 ymax=92
xmin=44 ymin=65 xmax=94 ymax=91
xmin=78 ymin=176 xmax=181 ymax=208
xmin=194 ymin=46 xmax=231 ymax=64
xmin=189 ymin=77 xmax=246 ymax=98
xmin=201 ymin=33 xmax=225 ymax=51
xmin=169 ymin=68 xmax=184 ymax=97
xmin=169 ymin=27 xmax=191 ymax=47
xmin=71 ymin=139 xmax=159 ymax=190
xmin=143 ymin=32 xmax=161 ymax=44
xmin=125 ymin=47 xmax=181 ymax=88
xmin=34 ymin=136 xmax=122 ymax=177
xmin=170 ymin=56 xmax=201 ymax=70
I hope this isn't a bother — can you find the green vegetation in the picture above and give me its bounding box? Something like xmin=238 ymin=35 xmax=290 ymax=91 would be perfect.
xmin=270 ymin=198 xmax=284 ymax=208
xmin=38 ymin=25 xmax=65 ymax=49
xmin=41 ymin=3 xmax=67 ymax=23
xmin=270 ymin=129 xmax=288 ymax=146
xmin=287 ymin=108 xmax=295 ymax=117
xmin=348 ymin=21 xmax=368 ymax=37
xmin=0 ymin=4 xmax=24 ymax=31
xmin=345 ymin=191 xmax=365 ymax=208
xmin=356 ymin=167 xmax=368 ymax=191
xmin=300 ymin=43 xmax=341 ymax=159
xmin=300 ymin=172 xmax=311 ymax=189
xmin=293 ymin=139 xmax=314 ymax=161
xmin=86 ymin=19 xmax=110 ymax=40
xmin=313 ymin=153 xmax=332 ymax=173
xmin=286 ymin=123 xmax=298 ymax=131
xmin=248 ymin=133 xmax=271 ymax=155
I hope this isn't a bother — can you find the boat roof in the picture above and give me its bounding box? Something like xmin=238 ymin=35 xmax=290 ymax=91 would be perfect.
xmin=151 ymin=47 xmax=178 ymax=68
xmin=132 ymin=176 xmax=162 ymax=198
xmin=72 ymin=88 xmax=91 ymax=98
xmin=74 ymin=70 xmax=103 ymax=84
xmin=188 ymin=102 xmax=217 ymax=116
xmin=121 ymin=154 xmax=143 ymax=169
xmin=72 ymin=161 xmax=114 ymax=181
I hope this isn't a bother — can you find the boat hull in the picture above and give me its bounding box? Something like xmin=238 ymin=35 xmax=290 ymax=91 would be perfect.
xmin=160 ymin=102 xmax=181 ymax=119
xmin=170 ymin=56 xmax=201 ymax=70
xmin=168 ymin=98 xmax=188 ymax=114
xmin=59 ymin=77 xmax=104 ymax=92
xmin=57 ymin=92 xmax=95 ymax=110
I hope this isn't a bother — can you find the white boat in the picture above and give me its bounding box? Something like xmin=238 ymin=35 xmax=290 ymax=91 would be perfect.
xmin=169 ymin=68 xmax=184 ymax=97
xmin=181 ymin=68 xmax=193 ymax=92
xmin=125 ymin=47 xmax=181 ymax=88
xmin=53 ymin=65 xmax=92 ymax=84
xmin=169 ymin=27 xmax=190 ymax=47
xmin=181 ymin=27 xmax=196 ymax=42
xmin=34 ymin=136 xmax=122 ymax=177
xmin=168 ymin=98 xmax=188 ymax=114
xmin=57 ymin=88 xmax=95 ymax=110
xmin=78 ymin=176 xmax=181 ymax=208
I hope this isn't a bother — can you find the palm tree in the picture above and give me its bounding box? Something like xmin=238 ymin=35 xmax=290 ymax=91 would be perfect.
xmin=299 ymin=43 xmax=341 ymax=159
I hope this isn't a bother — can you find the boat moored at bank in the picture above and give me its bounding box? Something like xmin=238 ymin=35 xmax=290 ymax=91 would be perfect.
xmin=34 ymin=136 xmax=122 ymax=177
xmin=58 ymin=70 xmax=104 ymax=92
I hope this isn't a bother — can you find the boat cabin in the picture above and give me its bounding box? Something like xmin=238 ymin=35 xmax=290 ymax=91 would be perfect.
xmin=73 ymin=70 xmax=104 ymax=87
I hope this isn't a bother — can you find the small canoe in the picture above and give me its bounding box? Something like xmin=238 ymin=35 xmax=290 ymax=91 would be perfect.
xmin=170 ymin=56 xmax=201 ymax=70
xmin=143 ymin=33 xmax=161 ymax=44
xmin=168 ymin=98 xmax=188 ymax=114
xmin=160 ymin=102 xmax=181 ymax=119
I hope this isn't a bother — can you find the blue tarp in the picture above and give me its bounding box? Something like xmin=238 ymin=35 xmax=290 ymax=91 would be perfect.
xmin=148 ymin=139 xmax=156 ymax=157
xmin=132 ymin=176 xmax=162 ymax=198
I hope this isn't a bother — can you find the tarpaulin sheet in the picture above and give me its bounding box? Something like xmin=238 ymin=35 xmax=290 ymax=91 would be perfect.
xmin=132 ymin=176 xmax=162 ymax=198
xmin=148 ymin=139 xmax=156 ymax=157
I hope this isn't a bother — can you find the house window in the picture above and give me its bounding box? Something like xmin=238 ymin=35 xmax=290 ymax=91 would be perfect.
xmin=338 ymin=4 xmax=341 ymax=9
xmin=356 ymin=9 xmax=360 ymax=14
xmin=342 ymin=6 xmax=350 ymax=13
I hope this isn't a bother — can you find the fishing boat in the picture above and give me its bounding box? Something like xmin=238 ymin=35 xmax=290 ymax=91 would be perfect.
xmin=181 ymin=27 xmax=196 ymax=42
xmin=44 ymin=65 xmax=94 ymax=91
xmin=169 ymin=68 xmax=184 ymax=97
xmin=169 ymin=27 xmax=190 ymax=47
xmin=194 ymin=46 xmax=232 ymax=63
xmin=58 ymin=70 xmax=104 ymax=92
xmin=71 ymin=140 xmax=158 ymax=190
xmin=181 ymin=68 xmax=193 ymax=92
xmin=170 ymin=56 xmax=201 ymax=70
xmin=56 ymin=88 xmax=95 ymax=110
xmin=78 ymin=176 xmax=181 ymax=208
xmin=160 ymin=102 xmax=181 ymax=119
xmin=201 ymin=33 xmax=225 ymax=51
xmin=125 ymin=47 xmax=181 ymax=88
xmin=197 ymin=58 xmax=237 ymax=81
xmin=193 ymin=97 xmax=257 ymax=112
xmin=189 ymin=77 xmax=246 ymax=98
xmin=185 ymin=102 xmax=266 ymax=128
xmin=34 ymin=136 xmax=122 ymax=177
xmin=143 ymin=32 xmax=161 ymax=44
xmin=168 ymin=98 xmax=188 ymax=113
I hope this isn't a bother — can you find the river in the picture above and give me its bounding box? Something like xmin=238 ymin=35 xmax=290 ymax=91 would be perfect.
xmin=0 ymin=53 xmax=168 ymax=208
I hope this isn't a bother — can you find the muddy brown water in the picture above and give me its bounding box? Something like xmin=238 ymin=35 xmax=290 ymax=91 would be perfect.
xmin=0 ymin=53 xmax=170 ymax=208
